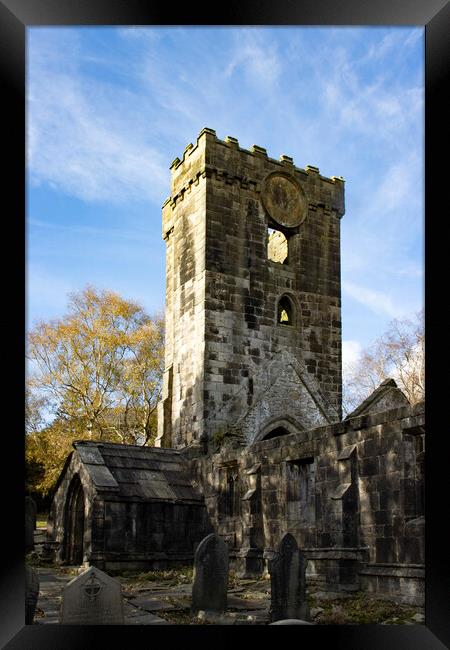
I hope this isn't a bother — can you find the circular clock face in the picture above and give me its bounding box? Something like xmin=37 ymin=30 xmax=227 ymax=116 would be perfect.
xmin=262 ymin=173 xmax=307 ymax=228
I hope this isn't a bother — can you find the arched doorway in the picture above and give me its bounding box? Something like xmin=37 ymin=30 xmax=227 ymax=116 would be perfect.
xmin=254 ymin=416 xmax=304 ymax=444
xmin=260 ymin=426 xmax=290 ymax=441
xmin=64 ymin=474 xmax=85 ymax=565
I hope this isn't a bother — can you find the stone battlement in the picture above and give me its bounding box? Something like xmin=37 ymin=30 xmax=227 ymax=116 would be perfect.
xmin=164 ymin=128 xmax=345 ymax=221
xmin=169 ymin=126 xmax=345 ymax=184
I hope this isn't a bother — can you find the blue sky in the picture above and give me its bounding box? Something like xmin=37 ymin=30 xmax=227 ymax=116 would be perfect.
xmin=26 ymin=26 xmax=424 ymax=371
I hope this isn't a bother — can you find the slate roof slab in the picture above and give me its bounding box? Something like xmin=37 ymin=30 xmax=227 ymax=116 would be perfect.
xmin=71 ymin=441 xmax=203 ymax=503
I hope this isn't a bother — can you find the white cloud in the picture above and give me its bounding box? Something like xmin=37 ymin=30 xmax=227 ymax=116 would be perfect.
xmin=26 ymin=27 xmax=424 ymax=337
xmin=28 ymin=217 xmax=154 ymax=244
xmin=27 ymin=36 xmax=169 ymax=205
xmin=315 ymin=35 xmax=423 ymax=149
xmin=365 ymin=32 xmax=399 ymax=61
xmin=394 ymin=264 xmax=424 ymax=278
xmin=225 ymin=31 xmax=281 ymax=88
xmin=363 ymin=28 xmax=422 ymax=63
xmin=117 ymin=27 xmax=160 ymax=41
xmin=28 ymin=89 xmax=168 ymax=204
xmin=342 ymin=340 xmax=362 ymax=368
xmin=403 ymin=29 xmax=423 ymax=49
xmin=376 ymin=155 xmax=422 ymax=214
xmin=343 ymin=281 xmax=400 ymax=318
xmin=26 ymin=264 xmax=74 ymax=326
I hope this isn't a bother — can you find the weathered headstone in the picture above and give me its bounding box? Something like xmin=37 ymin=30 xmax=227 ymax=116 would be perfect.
xmin=60 ymin=566 xmax=124 ymax=624
xmin=269 ymin=533 xmax=308 ymax=623
xmin=191 ymin=533 xmax=229 ymax=615
xmin=25 ymin=565 xmax=40 ymax=624
xmin=25 ymin=497 xmax=37 ymax=554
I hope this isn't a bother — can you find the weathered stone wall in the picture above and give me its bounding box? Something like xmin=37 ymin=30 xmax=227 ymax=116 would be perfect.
xmin=157 ymin=135 xmax=209 ymax=448
xmin=148 ymin=129 xmax=423 ymax=605
xmin=188 ymin=401 xmax=425 ymax=603
xmin=46 ymin=449 xmax=212 ymax=571
xmin=157 ymin=128 xmax=345 ymax=449
xmin=91 ymin=499 xmax=212 ymax=572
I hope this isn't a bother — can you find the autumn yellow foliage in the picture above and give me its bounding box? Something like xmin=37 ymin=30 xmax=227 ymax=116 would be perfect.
xmin=26 ymin=286 xmax=164 ymax=497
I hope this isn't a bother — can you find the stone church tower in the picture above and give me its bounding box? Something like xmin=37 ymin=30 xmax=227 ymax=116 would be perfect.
xmin=156 ymin=128 xmax=345 ymax=450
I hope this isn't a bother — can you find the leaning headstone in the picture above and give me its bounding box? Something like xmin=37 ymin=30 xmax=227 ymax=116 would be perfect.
xmin=269 ymin=533 xmax=308 ymax=623
xmin=191 ymin=533 xmax=229 ymax=615
xmin=60 ymin=566 xmax=124 ymax=624
xmin=25 ymin=497 xmax=37 ymax=554
xmin=25 ymin=565 xmax=40 ymax=624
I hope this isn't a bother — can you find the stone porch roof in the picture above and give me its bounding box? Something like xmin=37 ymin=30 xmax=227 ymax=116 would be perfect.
xmin=344 ymin=378 xmax=410 ymax=421
xmin=72 ymin=440 xmax=203 ymax=503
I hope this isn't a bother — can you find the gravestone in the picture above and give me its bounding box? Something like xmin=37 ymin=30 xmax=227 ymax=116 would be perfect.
xmin=25 ymin=565 xmax=40 ymax=624
xmin=60 ymin=566 xmax=124 ymax=624
xmin=25 ymin=496 xmax=37 ymax=554
xmin=269 ymin=533 xmax=308 ymax=623
xmin=191 ymin=533 xmax=229 ymax=615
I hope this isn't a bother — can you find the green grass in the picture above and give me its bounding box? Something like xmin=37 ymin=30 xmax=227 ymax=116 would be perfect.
xmin=116 ymin=566 xmax=241 ymax=588
xmin=308 ymin=592 xmax=417 ymax=625
xmin=116 ymin=566 xmax=194 ymax=586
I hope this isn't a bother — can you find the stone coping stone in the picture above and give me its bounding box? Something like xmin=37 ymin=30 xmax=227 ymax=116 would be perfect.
xmin=359 ymin=564 xmax=424 ymax=579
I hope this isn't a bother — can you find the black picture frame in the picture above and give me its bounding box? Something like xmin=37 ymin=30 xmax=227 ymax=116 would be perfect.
xmin=2 ymin=0 xmax=448 ymax=647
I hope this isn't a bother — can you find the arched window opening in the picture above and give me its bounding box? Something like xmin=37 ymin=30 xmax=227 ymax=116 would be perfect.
xmin=286 ymin=458 xmax=316 ymax=526
xmin=64 ymin=474 xmax=85 ymax=565
xmin=219 ymin=466 xmax=240 ymax=518
xmin=261 ymin=426 xmax=290 ymax=441
xmin=268 ymin=227 xmax=288 ymax=264
xmin=226 ymin=475 xmax=236 ymax=516
xmin=277 ymin=296 xmax=293 ymax=325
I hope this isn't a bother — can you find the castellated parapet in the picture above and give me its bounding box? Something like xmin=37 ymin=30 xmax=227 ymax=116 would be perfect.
xmin=156 ymin=128 xmax=345 ymax=451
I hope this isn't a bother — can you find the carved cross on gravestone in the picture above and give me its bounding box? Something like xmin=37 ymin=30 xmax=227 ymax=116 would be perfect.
xmin=269 ymin=533 xmax=308 ymax=623
xmin=191 ymin=533 xmax=229 ymax=615
xmin=60 ymin=566 xmax=124 ymax=625
xmin=83 ymin=572 xmax=103 ymax=601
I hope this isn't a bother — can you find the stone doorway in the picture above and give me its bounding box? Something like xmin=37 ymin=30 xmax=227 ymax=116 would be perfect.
xmin=64 ymin=474 xmax=85 ymax=565
xmin=261 ymin=426 xmax=290 ymax=441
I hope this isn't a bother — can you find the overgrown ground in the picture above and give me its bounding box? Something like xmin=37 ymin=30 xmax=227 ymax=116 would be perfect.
xmin=29 ymin=557 xmax=424 ymax=626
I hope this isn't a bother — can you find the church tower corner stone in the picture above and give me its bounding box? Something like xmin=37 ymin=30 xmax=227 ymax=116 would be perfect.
xmin=156 ymin=129 xmax=345 ymax=450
